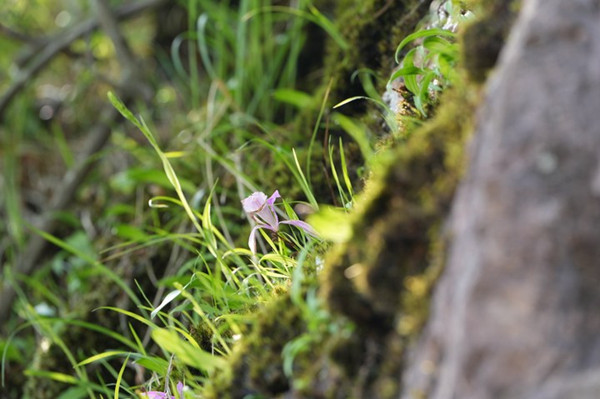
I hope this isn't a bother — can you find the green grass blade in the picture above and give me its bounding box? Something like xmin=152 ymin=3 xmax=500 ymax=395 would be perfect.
xmin=330 ymin=113 xmax=373 ymax=162
xmin=113 ymin=352 xmax=131 ymax=399
xmin=394 ymin=28 xmax=456 ymax=63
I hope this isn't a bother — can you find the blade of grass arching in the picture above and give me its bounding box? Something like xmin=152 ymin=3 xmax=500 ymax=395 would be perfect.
xmin=98 ymin=307 xmax=159 ymax=329
xmin=170 ymin=33 xmax=192 ymax=84
xmin=333 ymin=95 xmax=385 ymax=110
xmin=388 ymin=63 xmax=423 ymax=84
xmin=23 ymin=370 xmax=78 ymax=385
xmin=333 ymin=94 xmax=398 ymax=132
xmin=272 ymin=88 xmax=315 ymax=109
xmin=129 ymin=322 xmax=146 ymax=356
xmin=292 ymin=148 xmax=318 ymax=208
xmin=196 ymin=14 xmax=217 ymax=80
xmin=394 ymin=28 xmax=456 ymax=63
xmin=113 ymin=352 xmax=131 ymax=399
xmin=77 ymin=351 xmax=129 ymax=367
xmin=330 ymin=113 xmax=374 ymax=163
xmin=306 ymin=79 xmax=332 ymax=189
xmin=108 ymin=93 xmax=204 ymax=236
xmin=351 ymin=68 xmax=383 ymax=103
xmin=306 ymin=3 xmax=348 ymax=49
xmin=150 ymin=285 xmax=186 ymax=320
xmin=327 ymin=138 xmax=350 ymax=207
xmin=339 ymin=137 xmax=355 ymax=201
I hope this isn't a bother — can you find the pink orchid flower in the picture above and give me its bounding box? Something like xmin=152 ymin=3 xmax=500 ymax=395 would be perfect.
xmin=144 ymin=381 xmax=184 ymax=399
xmin=241 ymin=190 xmax=317 ymax=253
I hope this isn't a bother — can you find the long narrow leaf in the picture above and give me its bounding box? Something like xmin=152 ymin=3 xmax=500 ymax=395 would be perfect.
xmin=394 ymin=28 xmax=456 ymax=62
xmin=114 ymin=353 xmax=131 ymax=399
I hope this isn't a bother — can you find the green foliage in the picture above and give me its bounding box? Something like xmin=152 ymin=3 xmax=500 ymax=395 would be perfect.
xmin=389 ymin=1 xmax=472 ymax=117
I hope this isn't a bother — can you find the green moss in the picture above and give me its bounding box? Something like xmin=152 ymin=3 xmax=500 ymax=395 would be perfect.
xmin=323 ymin=83 xmax=475 ymax=324
xmin=322 ymin=0 xmax=431 ymax=106
xmin=314 ymin=81 xmax=476 ymax=399
xmin=206 ymin=293 xmax=306 ymax=399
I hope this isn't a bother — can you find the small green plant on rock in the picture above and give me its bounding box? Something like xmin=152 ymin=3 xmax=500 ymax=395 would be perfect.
xmin=389 ymin=1 xmax=473 ymax=117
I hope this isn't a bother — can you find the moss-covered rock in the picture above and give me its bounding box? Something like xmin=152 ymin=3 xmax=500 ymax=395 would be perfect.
xmin=206 ymin=293 xmax=306 ymax=399
xmin=206 ymin=1 xmax=520 ymax=398
xmin=319 ymin=80 xmax=477 ymax=398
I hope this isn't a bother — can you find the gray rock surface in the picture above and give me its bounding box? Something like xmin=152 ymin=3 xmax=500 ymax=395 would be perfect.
xmin=401 ymin=0 xmax=600 ymax=398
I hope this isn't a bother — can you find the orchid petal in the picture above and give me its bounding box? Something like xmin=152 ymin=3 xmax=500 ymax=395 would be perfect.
xmin=144 ymin=392 xmax=170 ymax=399
xmin=266 ymin=190 xmax=281 ymax=206
xmin=280 ymin=220 xmax=319 ymax=237
xmin=248 ymin=225 xmax=261 ymax=254
xmin=255 ymin=206 xmax=278 ymax=229
xmin=177 ymin=381 xmax=184 ymax=397
xmin=264 ymin=190 xmax=281 ymax=227
xmin=241 ymin=192 xmax=268 ymax=213
xmin=248 ymin=224 xmax=277 ymax=254
xmin=255 ymin=199 xmax=279 ymax=229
